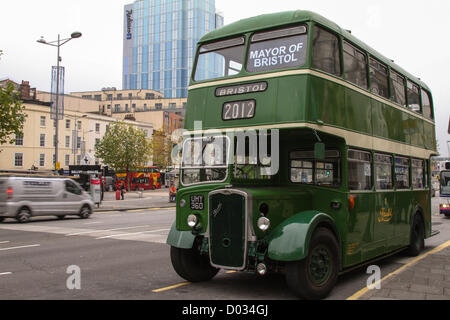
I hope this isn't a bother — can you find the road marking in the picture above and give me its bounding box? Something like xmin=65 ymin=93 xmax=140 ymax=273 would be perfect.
xmin=95 ymin=228 xmax=171 ymax=240
xmin=347 ymin=240 xmax=450 ymax=300
xmin=152 ymin=282 xmax=191 ymax=293
xmin=0 ymin=241 xmax=10 ymax=244
xmin=66 ymin=225 xmax=151 ymax=237
xmin=0 ymin=244 xmax=41 ymax=252
xmin=0 ymin=272 xmax=12 ymax=276
xmin=83 ymin=222 xmax=103 ymax=225
xmin=126 ymin=209 xmax=146 ymax=213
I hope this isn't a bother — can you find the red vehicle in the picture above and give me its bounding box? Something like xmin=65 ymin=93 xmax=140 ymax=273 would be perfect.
xmin=114 ymin=167 xmax=159 ymax=191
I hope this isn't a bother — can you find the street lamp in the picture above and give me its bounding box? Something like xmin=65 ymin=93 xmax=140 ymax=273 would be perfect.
xmin=37 ymin=31 xmax=82 ymax=170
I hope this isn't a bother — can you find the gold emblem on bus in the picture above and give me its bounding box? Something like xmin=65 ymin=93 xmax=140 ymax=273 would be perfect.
xmin=377 ymin=208 xmax=393 ymax=223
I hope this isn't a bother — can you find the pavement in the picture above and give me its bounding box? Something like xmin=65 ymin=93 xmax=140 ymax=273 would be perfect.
xmin=95 ymin=188 xmax=176 ymax=212
xmin=351 ymin=240 xmax=450 ymax=300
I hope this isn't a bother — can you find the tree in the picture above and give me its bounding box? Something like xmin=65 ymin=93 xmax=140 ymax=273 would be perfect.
xmin=95 ymin=121 xmax=152 ymax=190
xmin=150 ymin=130 xmax=173 ymax=169
xmin=0 ymin=81 xmax=27 ymax=148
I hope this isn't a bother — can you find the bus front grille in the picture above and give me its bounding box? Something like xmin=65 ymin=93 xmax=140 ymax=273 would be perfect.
xmin=208 ymin=191 xmax=247 ymax=270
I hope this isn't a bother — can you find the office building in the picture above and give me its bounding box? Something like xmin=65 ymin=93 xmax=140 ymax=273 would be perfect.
xmin=123 ymin=0 xmax=224 ymax=98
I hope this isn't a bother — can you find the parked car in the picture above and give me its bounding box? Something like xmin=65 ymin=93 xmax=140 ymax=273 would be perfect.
xmin=0 ymin=174 xmax=94 ymax=223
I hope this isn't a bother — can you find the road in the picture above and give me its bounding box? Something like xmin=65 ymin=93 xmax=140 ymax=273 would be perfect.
xmin=0 ymin=196 xmax=448 ymax=300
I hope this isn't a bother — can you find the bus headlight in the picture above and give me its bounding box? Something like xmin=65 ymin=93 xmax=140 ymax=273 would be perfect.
xmin=187 ymin=214 xmax=199 ymax=228
xmin=257 ymin=217 xmax=271 ymax=232
xmin=180 ymin=199 xmax=187 ymax=208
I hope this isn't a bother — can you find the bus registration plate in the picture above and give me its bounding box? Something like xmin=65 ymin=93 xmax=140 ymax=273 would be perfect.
xmin=222 ymin=100 xmax=256 ymax=121
xmin=190 ymin=195 xmax=205 ymax=210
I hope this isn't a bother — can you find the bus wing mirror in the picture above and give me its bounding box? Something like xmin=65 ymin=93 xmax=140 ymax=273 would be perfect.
xmin=314 ymin=142 xmax=325 ymax=160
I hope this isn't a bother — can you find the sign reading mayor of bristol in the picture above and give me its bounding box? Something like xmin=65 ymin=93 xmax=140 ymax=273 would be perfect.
xmin=246 ymin=32 xmax=308 ymax=73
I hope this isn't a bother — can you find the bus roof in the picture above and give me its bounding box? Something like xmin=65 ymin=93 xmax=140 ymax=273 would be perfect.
xmin=199 ymin=10 xmax=429 ymax=91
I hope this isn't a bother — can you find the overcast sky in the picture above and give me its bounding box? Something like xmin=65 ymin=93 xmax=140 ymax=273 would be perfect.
xmin=0 ymin=0 xmax=449 ymax=156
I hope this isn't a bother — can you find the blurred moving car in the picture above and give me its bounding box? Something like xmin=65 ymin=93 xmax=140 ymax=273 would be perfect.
xmin=0 ymin=174 xmax=94 ymax=223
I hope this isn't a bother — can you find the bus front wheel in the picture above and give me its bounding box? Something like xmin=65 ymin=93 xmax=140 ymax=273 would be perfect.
xmin=285 ymin=227 xmax=339 ymax=300
xmin=170 ymin=244 xmax=219 ymax=282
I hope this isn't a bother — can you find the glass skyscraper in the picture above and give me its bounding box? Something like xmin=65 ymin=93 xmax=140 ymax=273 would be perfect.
xmin=123 ymin=0 xmax=224 ymax=98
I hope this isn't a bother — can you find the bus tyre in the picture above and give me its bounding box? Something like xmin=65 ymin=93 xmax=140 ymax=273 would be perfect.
xmin=79 ymin=205 xmax=92 ymax=219
xmin=285 ymin=228 xmax=339 ymax=300
xmin=16 ymin=207 xmax=31 ymax=223
xmin=0 ymin=217 xmax=5 ymax=223
xmin=408 ymin=214 xmax=424 ymax=257
xmin=170 ymin=245 xmax=219 ymax=282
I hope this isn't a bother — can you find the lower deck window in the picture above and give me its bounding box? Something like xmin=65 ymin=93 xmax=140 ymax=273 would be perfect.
xmin=290 ymin=150 xmax=341 ymax=187
xmin=412 ymin=159 xmax=424 ymax=189
xmin=348 ymin=150 xmax=372 ymax=191
xmin=395 ymin=157 xmax=410 ymax=189
xmin=374 ymin=153 xmax=393 ymax=190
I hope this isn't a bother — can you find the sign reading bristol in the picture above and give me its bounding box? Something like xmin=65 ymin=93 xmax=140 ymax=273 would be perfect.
xmin=246 ymin=35 xmax=308 ymax=73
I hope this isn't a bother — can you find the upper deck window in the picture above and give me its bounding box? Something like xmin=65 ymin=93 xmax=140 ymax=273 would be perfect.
xmin=421 ymin=89 xmax=434 ymax=120
xmin=391 ymin=70 xmax=406 ymax=106
xmin=343 ymin=41 xmax=368 ymax=89
xmin=407 ymin=81 xmax=421 ymax=113
xmin=194 ymin=37 xmax=245 ymax=82
xmin=246 ymin=25 xmax=308 ymax=73
xmin=369 ymin=57 xmax=389 ymax=99
xmin=312 ymin=26 xmax=341 ymax=76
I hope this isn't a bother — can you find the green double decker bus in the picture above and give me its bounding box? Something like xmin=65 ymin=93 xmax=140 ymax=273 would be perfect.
xmin=167 ymin=10 xmax=437 ymax=299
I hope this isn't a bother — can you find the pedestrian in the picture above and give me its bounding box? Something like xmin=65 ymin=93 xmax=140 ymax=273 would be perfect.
xmin=120 ymin=182 xmax=126 ymax=200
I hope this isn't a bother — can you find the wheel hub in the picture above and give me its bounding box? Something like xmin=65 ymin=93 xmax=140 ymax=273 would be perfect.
xmin=309 ymin=246 xmax=332 ymax=285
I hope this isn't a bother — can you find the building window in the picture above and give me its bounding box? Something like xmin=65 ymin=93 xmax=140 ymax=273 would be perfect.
xmin=312 ymin=26 xmax=341 ymax=76
xmin=343 ymin=41 xmax=368 ymax=89
xmin=156 ymin=103 xmax=163 ymax=110
xmin=65 ymin=154 xmax=70 ymax=167
xmin=40 ymin=134 xmax=46 ymax=147
xmin=65 ymin=136 xmax=70 ymax=148
xmin=40 ymin=116 xmax=46 ymax=127
xmin=66 ymin=119 xmax=71 ymax=129
xmin=14 ymin=153 xmax=23 ymax=167
xmin=117 ymin=94 xmax=123 ymax=100
xmin=77 ymin=121 xmax=82 ymax=130
xmin=169 ymin=103 xmax=177 ymax=109
xmin=15 ymin=134 xmax=24 ymax=146
xmin=348 ymin=150 xmax=372 ymax=191
xmin=95 ymin=138 xmax=100 ymax=146
xmin=76 ymin=155 xmax=81 ymax=165
xmin=115 ymin=104 xmax=121 ymax=112
xmin=77 ymin=137 xmax=81 ymax=149
xmin=95 ymin=123 xmax=100 ymax=133
xmin=39 ymin=154 xmax=45 ymax=167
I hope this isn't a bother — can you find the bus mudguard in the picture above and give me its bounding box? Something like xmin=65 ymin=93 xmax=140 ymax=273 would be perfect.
xmin=166 ymin=222 xmax=196 ymax=249
xmin=266 ymin=211 xmax=339 ymax=262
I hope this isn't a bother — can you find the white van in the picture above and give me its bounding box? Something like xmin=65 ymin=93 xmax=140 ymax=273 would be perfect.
xmin=0 ymin=175 xmax=94 ymax=223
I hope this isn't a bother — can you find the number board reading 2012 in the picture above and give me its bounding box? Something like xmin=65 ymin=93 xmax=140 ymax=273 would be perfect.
xmin=222 ymin=100 xmax=256 ymax=121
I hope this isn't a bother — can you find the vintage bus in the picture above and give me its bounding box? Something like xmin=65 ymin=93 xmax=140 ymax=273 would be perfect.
xmin=167 ymin=11 xmax=438 ymax=299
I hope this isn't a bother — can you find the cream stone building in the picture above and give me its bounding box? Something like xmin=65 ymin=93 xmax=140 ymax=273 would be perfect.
xmin=0 ymin=98 xmax=153 ymax=171
xmin=69 ymin=88 xmax=186 ymax=117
